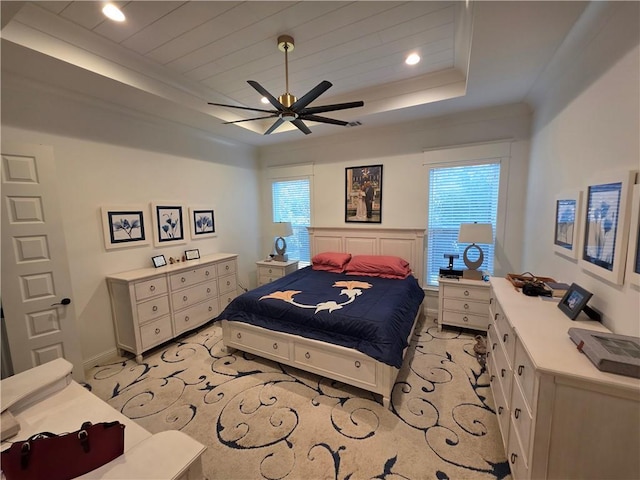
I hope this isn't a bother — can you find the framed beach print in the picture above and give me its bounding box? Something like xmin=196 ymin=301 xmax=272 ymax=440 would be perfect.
xmin=625 ymin=184 xmax=640 ymax=287
xmin=189 ymin=206 xmax=216 ymax=240
xmin=151 ymin=202 xmax=187 ymax=247
xmin=345 ymin=164 xmax=383 ymax=223
xmin=553 ymin=191 xmax=582 ymax=259
xmin=101 ymin=206 xmax=149 ymax=250
xmin=580 ymin=170 xmax=637 ymax=285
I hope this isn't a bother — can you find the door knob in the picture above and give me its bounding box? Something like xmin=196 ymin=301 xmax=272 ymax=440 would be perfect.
xmin=51 ymin=298 xmax=71 ymax=306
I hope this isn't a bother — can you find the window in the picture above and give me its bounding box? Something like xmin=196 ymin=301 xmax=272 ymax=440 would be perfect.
xmin=272 ymin=178 xmax=311 ymax=265
xmin=426 ymin=161 xmax=501 ymax=287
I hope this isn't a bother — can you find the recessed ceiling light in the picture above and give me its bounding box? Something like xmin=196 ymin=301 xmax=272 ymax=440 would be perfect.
xmin=102 ymin=3 xmax=125 ymax=22
xmin=405 ymin=53 xmax=420 ymax=66
xmin=261 ymin=97 xmax=269 ymax=104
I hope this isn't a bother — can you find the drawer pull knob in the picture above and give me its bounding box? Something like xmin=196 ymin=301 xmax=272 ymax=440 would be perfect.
xmin=150 ymin=285 xmax=156 ymax=292
xmin=207 ymin=288 xmax=211 ymax=293
xmin=492 ymin=343 xmax=497 ymax=351
xmin=305 ymin=352 xmax=311 ymax=360
xmin=355 ymin=361 xmax=361 ymax=368
xmin=205 ymin=270 xmax=210 ymax=276
xmin=227 ymin=297 xmax=232 ymax=303
xmin=185 ymin=316 xmax=190 ymax=322
xmin=152 ymin=306 xmax=158 ymax=312
xmin=518 ymin=365 xmax=525 ymax=376
xmin=463 ymin=316 xmax=469 ymax=322
xmin=490 ymin=298 xmax=493 ymax=304
xmin=155 ymin=328 xmax=160 ymax=335
xmin=501 ymin=368 xmax=506 ymax=378
xmin=237 ymin=333 xmax=242 ymax=339
xmin=226 ymin=265 xmax=230 ymax=271
xmin=498 ymin=406 xmax=503 ymax=414
xmin=514 ymin=408 xmax=521 ymax=419
xmin=208 ymin=306 xmax=213 ymax=312
xmin=183 ymin=295 xmax=188 ymax=302
xmin=464 ymin=290 xmax=470 ymax=296
xmin=268 ymin=268 xmax=273 ymax=273
xmin=494 ymin=313 xmax=498 ymax=321
xmin=227 ymin=281 xmax=231 ymax=286
xmin=510 ymin=453 xmax=517 ymax=465
xmin=181 ymin=277 xmax=186 ymax=283
xmin=490 ymin=375 xmax=495 ymax=382
xmin=503 ymin=333 xmax=508 ymax=343
xmin=464 ymin=303 xmax=469 ymax=310
xmin=273 ymin=343 xmax=278 ymax=350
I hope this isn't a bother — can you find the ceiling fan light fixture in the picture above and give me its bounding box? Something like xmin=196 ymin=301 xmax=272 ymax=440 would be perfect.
xmin=405 ymin=53 xmax=420 ymax=65
xmin=280 ymin=112 xmax=298 ymax=122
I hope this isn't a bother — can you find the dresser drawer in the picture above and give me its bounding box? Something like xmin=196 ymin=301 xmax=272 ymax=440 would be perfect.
xmin=134 ymin=277 xmax=168 ymax=301
xmin=173 ymin=299 xmax=219 ymax=336
xmin=136 ymin=296 xmax=170 ymax=324
xmin=217 ymin=259 xmax=236 ymax=277
xmin=443 ymin=298 xmax=489 ymax=316
xmin=171 ymin=280 xmax=217 ymax=311
xmin=441 ymin=310 xmax=489 ymax=330
xmin=169 ymin=265 xmax=215 ymax=290
xmin=494 ymin=309 xmax=516 ymax=367
xmin=293 ymin=344 xmax=376 ymax=387
xmin=508 ymin=420 xmax=530 ymax=480
xmin=443 ymin=284 xmax=489 ymax=302
xmin=511 ymin=379 xmax=533 ymax=463
xmin=218 ymin=273 xmax=237 ymax=295
xmin=219 ymin=290 xmax=238 ymax=309
xmin=488 ymin=353 xmax=510 ymax=452
xmin=488 ymin=323 xmax=513 ymax=403
xmin=514 ymin=338 xmax=536 ymax=409
xmin=140 ymin=316 xmax=173 ymax=350
xmin=228 ymin=324 xmax=290 ymax=361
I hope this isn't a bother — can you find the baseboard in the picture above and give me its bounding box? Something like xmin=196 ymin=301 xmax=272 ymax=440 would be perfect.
xmin=83 ymin=348 xmax=120 ymax=376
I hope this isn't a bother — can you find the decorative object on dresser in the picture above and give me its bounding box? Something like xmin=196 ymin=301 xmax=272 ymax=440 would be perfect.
xmin=107 ymin=253 xmax=238 ymax=362
xmin=542 ymin=281 xmax=570 ymax=297
xmin=438 ymin=277 xmax=490 ymax=332
xmin=487 ymin=277 xmax=639 ymax=479
xmin=505 ymin=272 xmax=556 ymax=290
xmin=188 ymin=206 xmax=215 ymax=240
xmin=553 ymin=191 xmax=582 ymax=258
xmin=345 ymin=164 xmax=383 ymax=223
xmin=256 ymin=259 xmax=298 ymax=287
xmin=271 ymin=221 xmax=293 ymax=261
xmin=569 ymin=328 xmax=640 ymax=378
xmin=625 ymin=184 xmax=640 ymax=287
xmin=580 ymin=170 xmax=637 ymax=285
xmin=101 ymin=205 xmax=149 ymax=250
xmin=184 ymin=248 xmax=200 ymax=261
xmin=458 ymin=222 xmax=493 ymax=280
xmin=151 ymin=202 xmax=187 ymax=247
xmin=152 ymin=254 xmax=167 ymax=268
xmin=557 ymin=282 xmax=594 ymax=320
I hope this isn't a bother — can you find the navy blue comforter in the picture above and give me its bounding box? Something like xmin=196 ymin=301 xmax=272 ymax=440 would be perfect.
xmin=214 ymin=266 xmax=425 ymax=368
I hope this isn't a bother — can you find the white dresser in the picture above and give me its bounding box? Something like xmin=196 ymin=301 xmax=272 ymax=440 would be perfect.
xmin=107 ymin=253 xmax=238 ymax=362
xmin=488 ymin=277 xmax=639 ymax=479
xmin=437 ymin=277 xmax=490 ymax=331
xmin=256 ymin=259 xmax=298 ymax=286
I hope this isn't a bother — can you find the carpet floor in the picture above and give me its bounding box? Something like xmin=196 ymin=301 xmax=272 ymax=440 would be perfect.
xmin=86 ymin=316 xmax=511 ymax=480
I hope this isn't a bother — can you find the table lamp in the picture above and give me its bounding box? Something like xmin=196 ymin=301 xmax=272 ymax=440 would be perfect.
xmin=272 ymin=222 xmax=293 ymax=261
xmin=458 ymin=223 xmax=493 ymax=280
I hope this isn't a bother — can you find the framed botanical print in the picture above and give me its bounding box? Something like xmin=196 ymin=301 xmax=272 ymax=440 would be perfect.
xmin=625 ymin=184 xmax=640 ymax=287
xmin=553 ymin=191 xmax=582 ymax=259
xmin=151 ymin=202 xmax=187 ymax=247
xmin=580 ymin=170 xmax=637 ymax=285
xmin=345 ymin=164 xmax=383 ymax=223
xmin=189 ymin=206 xmax=216 ymax=240
xmin=101 ymin=206 xmax=149 ymax=250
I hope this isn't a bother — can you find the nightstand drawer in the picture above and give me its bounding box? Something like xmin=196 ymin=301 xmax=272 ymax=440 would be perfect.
xmin=170 ymin=265 xmax=215 ymax=290
xmin=443 ymin=284 xmax=489 ymax=302
xmin=140 ymin=316 xmax=172 ymax=350
xmin=136 ymin=296 xmax=170 ymax=324
xmin=443 ymin=298 xmax=489 ymax=316
xmin=258 ymin=265 xmax=284 ymax=277
xmin=134 ymin=277 xmax=168 ymax=301
xmin=171 ymin=280 xmax=217 ymax=311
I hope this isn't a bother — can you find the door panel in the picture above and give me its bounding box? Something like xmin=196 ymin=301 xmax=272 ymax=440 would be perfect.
xmin=1 ymin=143 xmax=85 ymax=382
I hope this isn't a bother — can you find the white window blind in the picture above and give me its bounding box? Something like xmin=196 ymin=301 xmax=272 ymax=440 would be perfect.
xmin=426 ymin=162 xmax=500 ymax=287
xmin=272 ymin=178 xmax=311 ymax=264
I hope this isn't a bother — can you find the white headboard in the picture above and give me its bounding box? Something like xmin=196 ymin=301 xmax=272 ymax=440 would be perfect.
xmin=307 ymin=227 xmax=426 ymax=286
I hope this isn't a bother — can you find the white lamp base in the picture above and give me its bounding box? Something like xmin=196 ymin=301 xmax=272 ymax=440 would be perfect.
xmin=462 ymin=269 xmax=483 ymax=280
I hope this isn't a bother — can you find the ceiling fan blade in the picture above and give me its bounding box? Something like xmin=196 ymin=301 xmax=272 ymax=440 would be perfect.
xmin=247 ymin=80 xmax=285 ymax=110
xmin=223 ymin=114 xmax=279 ymax=125
xmin=290 ymin=80 xmax=332 ymax=111
xmin=264 ymin=118 xmax=285 ymax=135
xmin=300 ymin=101 xmax=364 ymax=115
xmin=292 ymin=119 xmax=312 ymax=135
xmin=299 ymin=114 xmax=348 ymax=126
xmin=208 ymin=102 xmax=277 ymax=114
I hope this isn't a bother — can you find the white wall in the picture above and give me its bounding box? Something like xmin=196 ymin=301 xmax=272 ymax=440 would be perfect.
xmin=525 ymin=4 xmax=640 ymax=336
xmin=1 ymin=74 xmax=261 ymax=367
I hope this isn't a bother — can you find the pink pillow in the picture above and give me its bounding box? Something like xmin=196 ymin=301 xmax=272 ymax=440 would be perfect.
xmin=344 ymin=255 xmax=411 ymax=279
xmin=311 ymin=252 xmax=352 ymax=273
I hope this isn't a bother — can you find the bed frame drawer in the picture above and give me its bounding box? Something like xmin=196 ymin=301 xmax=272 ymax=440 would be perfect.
xmin=293 ymin=344 xmax=377 ymax=387
xmin=226 ymin=324 xmax=291 ymax=362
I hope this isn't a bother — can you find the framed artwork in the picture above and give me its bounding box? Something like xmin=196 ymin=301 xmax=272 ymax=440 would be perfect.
xmin=625 ymin=184 xmax=640 ymax=287
xmin=101 ymin=206 xmax=149 ymax=250
xmin=151 ymin=202 xmax=187 ymax=247
xmin=345 ymin=164 xmax=383 ymax=223
xmin=557 ymin=283 xmax=593 ymax=320
xmin=580 ymin=170 xmax=637 ymax=285
xmin=185 ymin=248 xmax=200 ymax=260
xmin=189 ymin=207 xmax=216 ymax=240
xmin=152 ymin=255 xmax=167 ymax=268
xmin=553 ymin=191 xmax=582 ymax=259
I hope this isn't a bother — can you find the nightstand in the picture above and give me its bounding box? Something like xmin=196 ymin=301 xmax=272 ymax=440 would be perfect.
xmin=437 ymin=277 xmax=490 ymax=332
xmin=256 ymin=259 xmax=299 ymax=286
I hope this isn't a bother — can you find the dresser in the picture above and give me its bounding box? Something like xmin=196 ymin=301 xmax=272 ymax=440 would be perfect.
xmin=488 ymin=277 xmax=639 ymax=479
xmin=256 ymin=259 xmax=298 ymax=286
xmin=107 ymin=253 xmax=238 ymax=362
xmin=437 ymin=277 xmax=490 ymax=331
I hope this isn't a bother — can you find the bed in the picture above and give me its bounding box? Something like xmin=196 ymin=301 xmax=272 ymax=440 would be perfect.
xmin=218 ymin=227 xmax=426 ymax=408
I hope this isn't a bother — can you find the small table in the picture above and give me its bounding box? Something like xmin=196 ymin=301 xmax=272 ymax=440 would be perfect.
xmin=256 ymin=259 xmax=299 ymax=286
xmin=437 ymin=276 xmax=490 ymax=332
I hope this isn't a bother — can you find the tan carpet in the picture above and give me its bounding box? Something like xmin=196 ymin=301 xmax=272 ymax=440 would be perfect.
xmin=87 ymin=316 xmax=511 ymax=479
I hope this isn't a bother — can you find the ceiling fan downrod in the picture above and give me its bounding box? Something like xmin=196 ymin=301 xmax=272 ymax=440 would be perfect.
xmin=277 ymin=35 xmax=296 ymax=108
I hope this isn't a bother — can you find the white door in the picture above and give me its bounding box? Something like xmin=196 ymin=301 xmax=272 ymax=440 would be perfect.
xmin=1 ymin=142 xmax=85 ymax=382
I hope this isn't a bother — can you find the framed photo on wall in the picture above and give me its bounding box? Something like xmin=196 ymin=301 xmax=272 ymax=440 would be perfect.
xmin=189 ymin=206 xmax=216 ymax=240
xmin=625 ymin=184 xmax=640 ymax=287
xmin=580 ymin=170 xmax=637 ymax=285
xmin=151 ymin=202 xmax=187 ymax=247
xmin=101 ymin=206 xmax=149 ymax=250
xmin=345 ymin=164 xmax=383 ymax=223
xmin=553 ymin=191 xmax=582 ymax=259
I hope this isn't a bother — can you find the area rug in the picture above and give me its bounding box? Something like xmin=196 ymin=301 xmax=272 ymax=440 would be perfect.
xmin=86 ymin=316 xmax=511 ymax=479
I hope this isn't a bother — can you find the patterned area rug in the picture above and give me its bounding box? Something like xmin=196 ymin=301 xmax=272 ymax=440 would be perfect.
xmin=87 ymin=316 xmax=511 ymax=480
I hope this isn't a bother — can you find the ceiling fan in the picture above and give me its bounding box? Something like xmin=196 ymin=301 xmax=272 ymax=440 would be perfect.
xmin=208 ymin=35 xmax=364 ymax=135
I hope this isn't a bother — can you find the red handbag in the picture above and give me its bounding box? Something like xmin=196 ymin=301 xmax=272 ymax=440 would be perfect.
xmin=1 ymin=421 xmax=125 ymax=480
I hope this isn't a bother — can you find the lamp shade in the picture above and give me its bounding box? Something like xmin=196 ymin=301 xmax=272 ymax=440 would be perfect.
xmin=272 ymin=222 xmax=293 ymax=237
xmin=458 ymin=223 xmax=493 ymax=244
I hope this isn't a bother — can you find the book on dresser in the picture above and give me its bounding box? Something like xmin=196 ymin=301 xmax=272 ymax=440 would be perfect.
xmin=543 ymin=281 xmax=571 ymax=297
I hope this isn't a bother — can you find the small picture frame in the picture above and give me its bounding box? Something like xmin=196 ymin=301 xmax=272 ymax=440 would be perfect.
xmin=185 ymin=248 xmax=200 ymax=261
xmin=152 ymin=254 xmax=167 ymax=268
xmin=558 ymin=283 xmax=593 ymax=320
xmin=553 ymin=191 xmax=582 ymax=259
xmin=345 ymin=164 xmax=383 ymax=223
xmin=189 ymin=207 xmax=216 ymax=240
